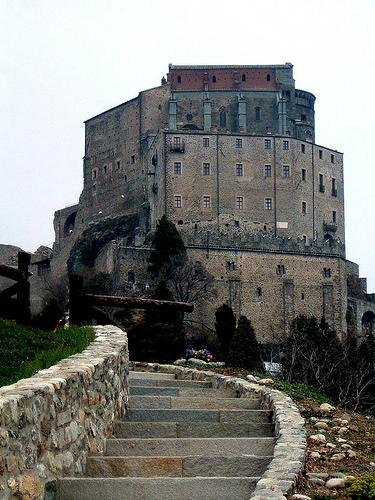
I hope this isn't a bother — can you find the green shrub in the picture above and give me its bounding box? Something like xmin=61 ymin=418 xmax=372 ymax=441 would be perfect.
xmin=273 ymin=380 xmax=332 ymax=404
xmin=345 ymin=473 xmax=375 ymax=499
xmin=0 ymin=319 xmax=95 ymax=386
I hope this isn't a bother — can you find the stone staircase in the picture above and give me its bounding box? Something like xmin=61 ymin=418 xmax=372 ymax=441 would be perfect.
xmin=57 ymin=370 xmax=276 ymax=499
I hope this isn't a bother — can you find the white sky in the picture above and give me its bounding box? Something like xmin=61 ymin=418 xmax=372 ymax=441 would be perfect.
xmin=0 ymin=0 xmax=374 ymax=290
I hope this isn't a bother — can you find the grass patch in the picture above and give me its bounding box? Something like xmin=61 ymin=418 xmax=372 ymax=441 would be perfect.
xmin=0 ymin=319 xmax=95 ymax=387
xmin=272 ymin=379 xmax=332 ymax=404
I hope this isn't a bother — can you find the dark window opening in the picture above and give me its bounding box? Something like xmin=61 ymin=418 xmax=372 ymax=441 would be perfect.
xmin=212 ymin=75 xmax=216 ymax=83
xmin=177 ymin=75 xmax=181 ymax=83
xmin=103 ymin=165 xmax=107 ymax=174
xmin=226 ymin=261 xmax=235 ymax=271
xmin=131 ymin=156 xmax=135 ymax=164
xmin=234 ymin=220 xmax=240 ymax=228
xmin=332 ymin=210 xmax=337 ymax=223
xmin=276 ymin=264 xmax=285 ymax=276
xmin=266 ymin=74 xmax=270 ymax=81
xmin=332 ymin=178 xmax=337 ymax=197
xmin=63 ymin=211 xmax=77 ymax=237
xmin=241 ymin=74 xmax=246 ymax=82
xmin=117 ymin=160 xmax=121 ymax=169
xmin=257 ymin=287 xmax=262 ymax=297
xmin=177 ymin=220 xmax=183 ymax=225
xmin=319 ymin=149 xmax=323 ymax=159
xmin=302 ymin=201 xmax=307 ymax=214
xmin=255 ymin=107 xmax=261 ymax=121
xmin=331 ymin=154 xmax=335 ymax=163
xmin=301 ymin=292 xmax=305 ymax=300
xmin=319 ymin=174 xmax=325 ymax=193
xmin=323 ymin=267 xmax=331 ymax=278
xmin=362 ymin=311 xmax=375 ymax=334
xmin=301 ymin=169 xmax=306 ymax=181
xmin=128 ymin=271 xmax=135 ymax=283
xmin=301 ymin=114 xmax=306 ymax=121
xmin=301 ymin=144 xmax=305 ymax=153
xmin=219 ymin=108 xmax=227 ymax=128
xmin=92 ymin=183 xmax=96 ymax=193
xmin=324 ymin=233 xmax=333 ymax=241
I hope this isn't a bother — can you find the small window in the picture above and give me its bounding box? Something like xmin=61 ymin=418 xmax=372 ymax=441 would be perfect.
xmin=301 ymin=169 xmax=306 ymax=181
xmin=283 ymin=140 xmax=289 ymax=150
xmin=117 ymin=160 xmax=121 ymax=169
xmin=266 ymin=74 xmax=271 ymax=81
xmin=276 ymin=264 xmax=285 ymax=276
xmin=332 ymin=210 xmax=337 ymax=223
xmin=302 ymin=235 xmax=307 ymax=245
xmin=203 ymin=162 xmax=211 ymax=176
xmin=177 ymin=220 xmax=183 ymax=225
xmin=319 ymin=149 xmax=323 ymax=159
xmin=301 ymin=144 xmax=305 ymax=153
xmin=203 ymin=195 xmax=211 ymax=208
xmin=203 ymin=137 xmax=210 ymax=147
xmin=235 ymin=138 xmax=243 ymax=148
xmin=241 ymin=74 xmax=246 ymax=82
xmin=302 ymin=201 xmax=307 ymax=214
xmin=319 ymin=174 xmax=325 ymax=193
xmin=282 ymin=165 xmax=290 ymax=178
xmin=257 ymin=287 xmax=262 ymax=297
xmin=323 ymin=268 xmax=332 ymax=278
xmin=173 ymin=136 xmax=181 ymax=147
xmin=331 ymin=154 xmax=335 ymax=163
xmin=331 ymin=178 xmax=337 ymax=196
xmin=301 ymin=292 xmax=305 ymax=300
xmin=92 ymin=183 xmax=97 ymax=193
xmin=265 ymin=139 xmax=272 ymax=149
xmin=219 ymin=108 xmax=227 ymax=128
xmin=264 ymin=165 xmax=272 ymax=177
xmin=264 ymin=197 xmax=272 ymax=210
xmin=226 ymin=261 xmax=235 ymax=271
xmin=212 ymin=75 xmax=217 ymax=83
xmin=92 ymin=169 xmax=97 ymax=180
xmin=177 ymin=75 xmax=181 ymax=83
xmin=301 ymin=114 xmax=306 ymax=122
xmin=103 ymin=165 xmax=107 ymax=174
xmin=235 ymin=163 xmax=243 ymax=177
xmin=255 ymin=107 xmax=261 ymax=121
xmin=174 ymin=195 xmax=182 ymax=208
xmin=128 ymin=271 xmax=135 ymax=283
xmin=234 ymin=220 xmax=240 ymax=228
xmin=236 ymin=196 xmax=244 ymax=210
xmin=174 ymin=162 xmax=182 ymax=175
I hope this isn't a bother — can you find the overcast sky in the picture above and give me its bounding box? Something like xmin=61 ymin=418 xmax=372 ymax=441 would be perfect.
xmin=0 ymin=0 xmax=374 ymax=289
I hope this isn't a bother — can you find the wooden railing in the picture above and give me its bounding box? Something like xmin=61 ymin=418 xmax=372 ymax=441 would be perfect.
xmin=0 ymin=251 xmax=31 ymax=324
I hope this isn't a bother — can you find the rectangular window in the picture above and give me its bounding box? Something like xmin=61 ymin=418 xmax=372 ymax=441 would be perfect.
xmin=301 ymin=144 xmax=306 ymax=153
xmin=319 ymin=174 xmax=325 ymax=193
xmin=264 ymin=164 xmax=272 ymax=177
xmin=235 ymin=138 xmax=243 ymax=148
xmin=236 ymin=196 xmax=244 ymax=210
xmin=331 ymin=154 xmax=335 ymax=163
xmin=173 ymin=137 xmax=181 ymax=147
xmin=203 ymin=162 xmax=211 ymax=176
xmin=174 ymin=162 xmax=182 ymax=175
xmin=235 ymin=163 xmax=243 ymax=176
xmin=92 ymin=169 xmax=97 ymax=180
xmin=92 ymin=183 xmax=97 ymax=193
xmin=255 ymin=107 xmax=261 ymax=121
xmin=282 ymin=165 xmax=290 ymax=178
xmin=302 ymin=201 xmax=307 ymax=214
xmin=203 ymin=195 xmax=211 ymax=208
xmin=319 ymin=149 xmax=323 ymax=159
xmin=203 ymin=137 xmax=210 ymax=147
xmin=301 ymin=168 xmax=306 ymax=181
xmin=117 ymin=160 xmax=122 ymax=168
xmin=282 ymin=140 xmax=289 ymax=150
xmin=265 ymin=139 xmax=272 ymax=149
xmin=264 ymin=197 xmax=272 ymax=210
xmin=174 ymin=195 xmax=182 ymax=208
xmin=226 ymin=261 xmax=235 ymax=271
xmin=276 ymin=264 xmax=285 ymax=276
xmin=331 ymin=178 xmax=337 ymax=196
xmin=332 ymin=210 xmax=337 ymax=223
xmin=323 ymin=267 xmax=332 ymax=278
xmin=103 ymin=165 xmax=107 ymax=174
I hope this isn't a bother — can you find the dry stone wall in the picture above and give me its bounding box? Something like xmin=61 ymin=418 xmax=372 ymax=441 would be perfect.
xmin=0 ymin=325 xmax=129 ymax=500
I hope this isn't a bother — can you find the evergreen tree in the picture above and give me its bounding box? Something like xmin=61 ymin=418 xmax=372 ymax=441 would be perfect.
xmin=215 ymin=304 xmax=236 ymax=361
xmin=148 ymin=216 xmax=186 ymax=277
xmin=227 ymin=315 xmax=263 ymax=371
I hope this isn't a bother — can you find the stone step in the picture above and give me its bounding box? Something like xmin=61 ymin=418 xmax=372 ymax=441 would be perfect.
xmin=57 ymin=477 xmax=260 ymax=500
xmin=126 ymin=408 xmax=271 ymax=423
xmin=129 ymin=371 xmax=176 ymax=380
xmin=128 ymin=396 xmax=260 ymax=410
xmin=129 ymin=378 xmax=212 ymax=388
xmin=114 ymin=421 xmax=275 ymax=438
xmin=86 ymin=455 xmax=272 ymax=477
xmin=105 ymin=437 xmax=276 ymax=457
xmin=129 ymin=386 xmax=237 ymax=397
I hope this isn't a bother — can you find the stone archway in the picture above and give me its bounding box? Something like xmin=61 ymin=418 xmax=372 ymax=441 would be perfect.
xmin=63 ymin=211 xmax=77 ymax=237
xmin=361 ymin=310 xmax=375 ymax=334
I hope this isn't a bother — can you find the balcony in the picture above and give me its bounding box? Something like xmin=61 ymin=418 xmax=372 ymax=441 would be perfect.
xmin=323 ymin=221 xmax=337 ymax=233
xmin=169 ymin=140 xmax=185 ymax=153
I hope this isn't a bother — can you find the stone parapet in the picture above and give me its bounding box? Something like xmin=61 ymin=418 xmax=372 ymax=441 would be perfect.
xmin=0 ymin=325 xmax=129 ymax=499
xmin=132 ymin=361 xmax=306 ymax=499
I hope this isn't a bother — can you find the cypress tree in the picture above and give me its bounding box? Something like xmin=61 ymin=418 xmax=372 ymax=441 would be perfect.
xmin=227 ymin=315 xmax=263 ymax=371
xmin=215 ymin=304 xmax=236 ymax=361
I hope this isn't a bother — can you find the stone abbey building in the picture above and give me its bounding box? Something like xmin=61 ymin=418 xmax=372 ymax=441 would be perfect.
xmin=52 ymin=63 xmax=375 ymax=341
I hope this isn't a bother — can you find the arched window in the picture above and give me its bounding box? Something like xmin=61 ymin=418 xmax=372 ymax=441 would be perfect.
xmin=219 ymin=108 xmax=227 ymax=128
xmin=242 ymin=74 xmax=246 ymax=82
xmin=212 ymin=75 xmax=217 ymax=83
xmin=362 ymin=311 xmax=375 ymax=334
xmin=63 ymin=211 xmax=77 ymax=237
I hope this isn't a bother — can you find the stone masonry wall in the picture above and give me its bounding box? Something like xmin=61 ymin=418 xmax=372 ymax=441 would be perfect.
xmin=0 ymin=325 xmax=129 ymax=500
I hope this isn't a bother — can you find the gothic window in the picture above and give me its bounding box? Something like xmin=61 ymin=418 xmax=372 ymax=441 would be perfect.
xmin=219 ymin=108 xmax=227 ymax=128
xmin=212 ymin=75 xmax=217 ymax=83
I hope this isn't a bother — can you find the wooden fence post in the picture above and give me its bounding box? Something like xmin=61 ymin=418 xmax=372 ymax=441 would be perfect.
xmin=16 ymin=252 xmax=31 ymax=325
